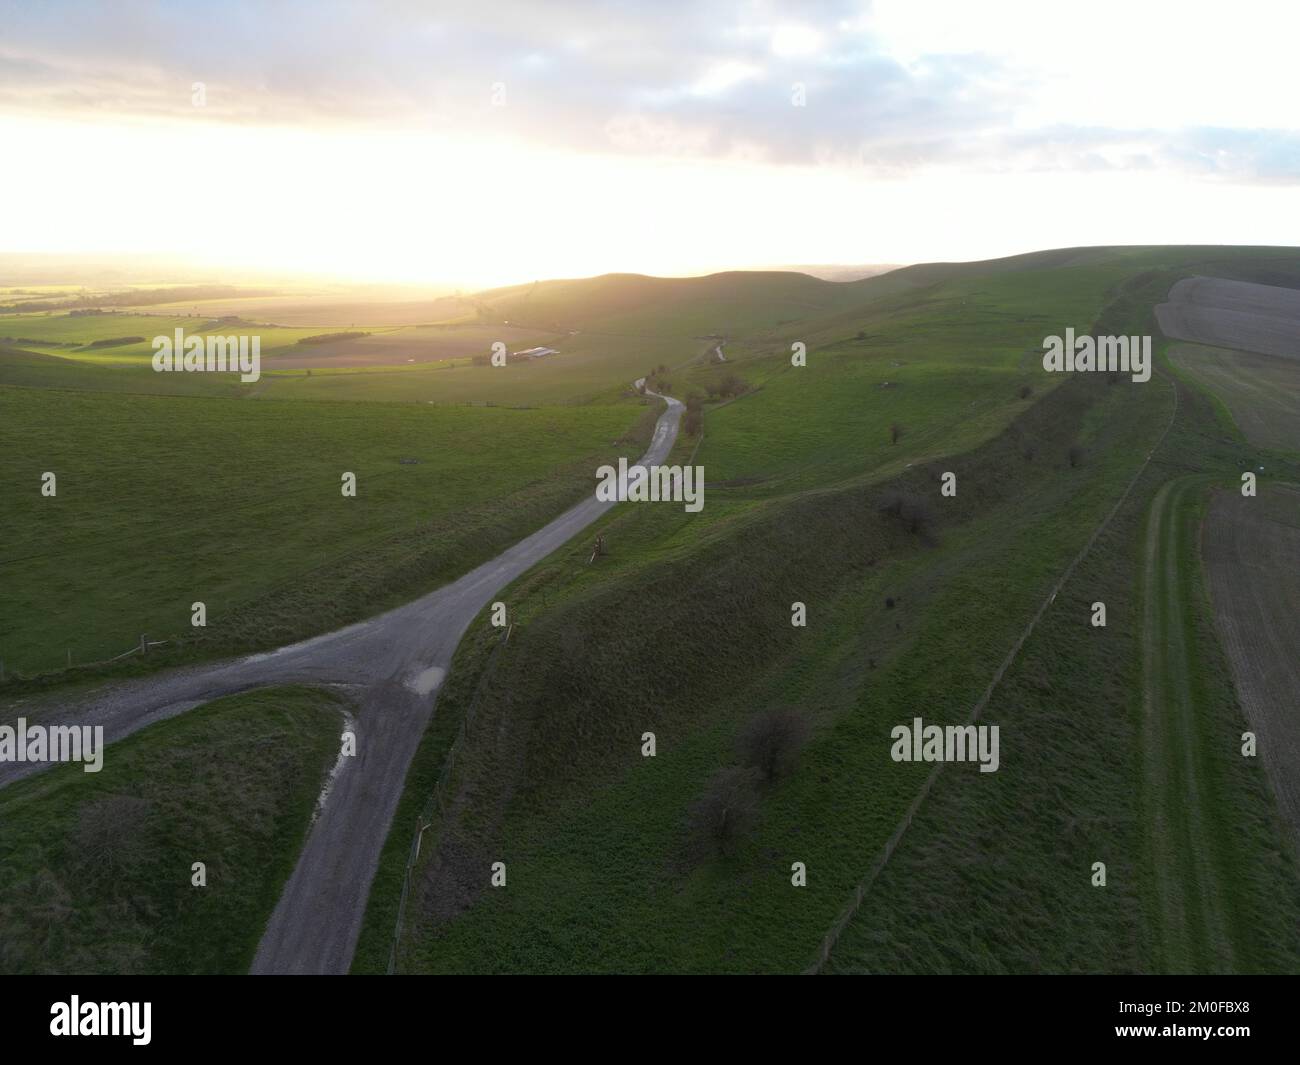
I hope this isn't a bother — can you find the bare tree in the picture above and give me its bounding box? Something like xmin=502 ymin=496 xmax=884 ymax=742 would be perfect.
xmin=879 ymin=490 xmax=936 ymax=539
xmin=718 ymin=371 xmax=748 ymax=398
xmin=738 ymin=707 xmax=811 ymax=784
xmin=687 ymin=767 xmax=760 ymax=859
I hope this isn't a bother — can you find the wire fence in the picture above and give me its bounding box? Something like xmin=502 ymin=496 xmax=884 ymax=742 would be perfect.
xmin=1 ymin=634 xmax=169 ymax=683
xmin=386 ymin=622 xmax=513 ymax=974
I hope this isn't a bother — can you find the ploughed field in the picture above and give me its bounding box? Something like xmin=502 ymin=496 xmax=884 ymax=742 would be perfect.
xmin=1202 ymin=485 xmax=1300 ymax=854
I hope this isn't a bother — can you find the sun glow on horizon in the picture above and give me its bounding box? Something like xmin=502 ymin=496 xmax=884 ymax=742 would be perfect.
xmin=4 ymin=108 xmax=1300 ymax=289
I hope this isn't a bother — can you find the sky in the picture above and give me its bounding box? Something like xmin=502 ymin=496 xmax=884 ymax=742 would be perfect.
xmin=2 ymin=0 xmax=1299 ymax=287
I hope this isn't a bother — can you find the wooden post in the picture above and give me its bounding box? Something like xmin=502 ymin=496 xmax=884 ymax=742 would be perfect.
xmin=140 ymin=633 xmax=148 ymax=654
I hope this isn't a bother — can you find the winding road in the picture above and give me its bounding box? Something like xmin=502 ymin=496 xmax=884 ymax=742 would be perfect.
xmin=0 ymin=385 xmax=683 ymax=974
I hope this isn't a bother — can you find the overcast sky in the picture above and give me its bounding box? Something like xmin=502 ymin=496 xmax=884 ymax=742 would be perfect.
xmin=2 ymin=0 xmax=1298 ymax=285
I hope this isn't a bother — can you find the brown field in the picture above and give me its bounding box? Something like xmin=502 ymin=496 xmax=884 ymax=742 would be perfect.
xmin=1202 ymin=484 xmax=1300 ymax=853
xmin=1156 ymin=276 xmax=1300 ymax=359
xmin=1171 ymin=343 xmax=1300 ymax=453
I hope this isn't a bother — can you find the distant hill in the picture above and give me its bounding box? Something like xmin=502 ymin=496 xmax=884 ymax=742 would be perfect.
xmin=758 ymin=263 xmax=903 ymax=282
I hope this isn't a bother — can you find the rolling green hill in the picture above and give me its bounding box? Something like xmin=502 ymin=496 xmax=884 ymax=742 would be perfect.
xmin=7 ymin=246 xmax=1300 ymax=976
xmin=353 ymin=246 xmax=1300 ymax=975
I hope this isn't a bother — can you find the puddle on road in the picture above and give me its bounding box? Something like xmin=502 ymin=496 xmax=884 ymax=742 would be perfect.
xmin=407 ymin=666 xmax=447 ymax=696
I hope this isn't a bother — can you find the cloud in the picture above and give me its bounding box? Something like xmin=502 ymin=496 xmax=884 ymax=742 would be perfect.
xmin=1 ymin=0 xmax=1298 ymax=183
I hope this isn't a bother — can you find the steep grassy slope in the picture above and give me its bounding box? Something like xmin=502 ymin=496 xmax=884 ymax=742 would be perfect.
xmin=826 ymin=367 xmax=1300 ymax=974
xmin=384 ymin=373 xmax=1164 ymax=974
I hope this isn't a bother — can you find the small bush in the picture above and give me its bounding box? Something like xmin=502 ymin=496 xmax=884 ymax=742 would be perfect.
xmin=737 ymin=707 xmax=811 ymax=785
xmin=879 ymin=490 xmax=936 ymax=540
xmin=717 ymin=372 xmax=749 ymax=398
xmin=686 ymin=767 xmax=760 ymax=860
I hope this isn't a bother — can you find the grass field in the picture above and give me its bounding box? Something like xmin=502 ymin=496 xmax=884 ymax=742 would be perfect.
xmin=0 ymin=388 xmax=648 ymax=674
xmin=0 ymin=686 xmax=343 ymax=974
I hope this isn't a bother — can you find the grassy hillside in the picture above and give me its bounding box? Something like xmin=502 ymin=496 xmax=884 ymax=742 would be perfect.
xmin=0 ymin=388 xmax=649 ymax=675
xmin=826 ymin=359 xmax=1300 ymax=974
xmin=355 ymin=245 xmax=1300 ymax=975
xmin=8 ymin=245 xmax=1300 ymax=976
xmin=0 ymin=686 xmax=343 ymax=974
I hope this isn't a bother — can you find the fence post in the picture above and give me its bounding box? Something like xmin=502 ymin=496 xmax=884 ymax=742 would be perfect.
xmin=140 ymin=633 xmax=148 ymax=654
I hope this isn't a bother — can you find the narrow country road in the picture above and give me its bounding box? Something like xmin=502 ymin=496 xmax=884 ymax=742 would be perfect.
xmin=0 ymin=385 xmax=684 ymax=974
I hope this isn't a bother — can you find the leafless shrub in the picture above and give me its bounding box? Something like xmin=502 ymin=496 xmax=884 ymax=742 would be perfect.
xmin=879 ymin=490 xmax=936 ymax=539
xmin=717 ymin=371 xmax=749 ymax=398
xmin=686 ymin=766 xmax=760 ymax=860
xmin=738 ymin=707 xmax=811 ymax=785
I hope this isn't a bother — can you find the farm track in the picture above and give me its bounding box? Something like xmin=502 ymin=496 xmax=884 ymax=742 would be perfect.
xmin=1139 ymin=474 xmax=1234 ymax=971
xmin=0 ymin=386 xmax=683 ymax=974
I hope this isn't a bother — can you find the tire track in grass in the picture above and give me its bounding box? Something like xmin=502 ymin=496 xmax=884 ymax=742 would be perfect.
xmin=1139 ymin=475 xmax=1233 ymax=972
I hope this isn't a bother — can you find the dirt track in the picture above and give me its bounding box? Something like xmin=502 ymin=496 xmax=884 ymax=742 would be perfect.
xmin=1140 ymin=475 xmax=1236 ymax=970
xmin=1156 ymin=276 xmax=1300 ymax=359
xmin=1202 ymin=484 xmax=1300 ymax=855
